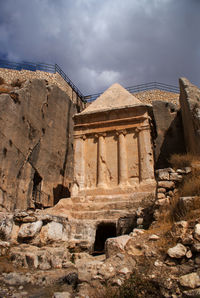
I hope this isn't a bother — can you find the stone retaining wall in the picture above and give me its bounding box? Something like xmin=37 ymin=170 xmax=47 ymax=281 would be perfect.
xmin=134 ymin=89 xmax=179 ymax=106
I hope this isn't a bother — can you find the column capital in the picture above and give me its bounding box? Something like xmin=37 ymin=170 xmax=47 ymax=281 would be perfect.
xmin=116 ymin=129 xmax=127 ymax=136
xmin=82 ymin=134 xmax=87 ymax=140
xmin=134 ymin=127 xmax=141 ymax=134
xmin=94 ymin=132 xmax=106 ymax=139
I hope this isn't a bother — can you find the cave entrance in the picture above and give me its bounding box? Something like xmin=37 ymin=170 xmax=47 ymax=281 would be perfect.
xmin=93 ymin=222 xmax=116 ymax=255
xmin=32 ymin=170 xmax=42 ymax=204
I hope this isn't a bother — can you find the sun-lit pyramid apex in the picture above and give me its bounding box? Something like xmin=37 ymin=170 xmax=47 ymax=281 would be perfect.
xmin=80 ymin=83 xmax=144 ymax=115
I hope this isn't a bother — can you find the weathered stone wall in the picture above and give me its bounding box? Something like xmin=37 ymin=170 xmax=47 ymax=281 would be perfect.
xmin=0 ymin=79 xmax=76 ymax=211
xmin=0 ymin=67 xmax=85 ymax=111
xmin=179 ymin=78 xmax=200 ymax=155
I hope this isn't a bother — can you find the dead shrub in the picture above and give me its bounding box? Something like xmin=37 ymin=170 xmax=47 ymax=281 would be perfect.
xmin=177 ymin=166 xmax=200 ymax=197
xmin=169 ymin=153 xmax=197 ymax=169
xmin=0 ymin=77 xmax=5 ymax=85
xmin=146 ymin=222 xmax=176 ymax=253
xmin=170 ymin=195 xmax=200 ymax=222
xmin=95 ymin=270 xmax=162 ymax=298
xmin=11 ymin=79 xmax=23 ymax=88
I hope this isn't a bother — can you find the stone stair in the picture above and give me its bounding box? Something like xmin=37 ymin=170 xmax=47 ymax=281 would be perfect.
xmin=56 ymin=192 xmax=152 ymax=220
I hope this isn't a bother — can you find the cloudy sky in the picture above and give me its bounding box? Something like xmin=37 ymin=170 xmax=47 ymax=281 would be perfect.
xmin=0 ymin=0 xmax=199 ymax=94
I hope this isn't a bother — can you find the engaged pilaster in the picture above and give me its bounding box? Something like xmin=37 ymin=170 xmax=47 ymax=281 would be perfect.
xmin=117 ymin=130 xmax=128 ymax=186
xmin=137 ymin=126 xmax=154 ymax=182
xmin=96 ymin=133 xmax=107 ymax=188
xmin=74 ymin=135 xmax=86 ymax=191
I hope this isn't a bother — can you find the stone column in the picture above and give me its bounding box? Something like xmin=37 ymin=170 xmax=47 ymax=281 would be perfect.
xmin=117 ymin=130 xmax=128 ymax=186
xmin=72 ymin=135 xmax=86 ymax=195
xmin=96 ymin=133 xmax=107 ymax=188
xmin=137 ymin=126 xmax=154 ymax=182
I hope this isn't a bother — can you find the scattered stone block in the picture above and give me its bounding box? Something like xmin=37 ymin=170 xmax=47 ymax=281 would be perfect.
xmin=184 ymin=167 xmax=192 ymax=174
xmin=18 ymin=221 xmax=43 ymax=239
xmin=125 ymin=238 xmax=143 ymax=256
xmin=130 ymin=228 xmax=145 ymax=237
xmin=194 ymin=224 xmax=200 ymax=241
xmin=167 ymin=243 xmax=187 ymax=258
xmin=171 ymin=221 xmax=188 ymax=240
xmin=186 ymin=250 xmax=192 ymax=259
xmin=179 ymin=272 xmax=200 ymax=289
xmin=0 ymin=215 xmax=13 ymax=241
xmin=149 ymin=234 xmax=160 ymax=241
xmin=53 ymin=292 xmax=71 ymax=298
xmin=105 ymin=235 xmax=131 ymax=258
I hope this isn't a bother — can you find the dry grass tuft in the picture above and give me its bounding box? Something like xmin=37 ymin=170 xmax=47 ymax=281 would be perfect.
xmin=169 ymin=153 xmax=199 ymax=169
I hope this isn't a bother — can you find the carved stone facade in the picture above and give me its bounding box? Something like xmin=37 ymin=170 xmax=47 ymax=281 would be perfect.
xmin=72 ymin=83 xmax=155 ymax=197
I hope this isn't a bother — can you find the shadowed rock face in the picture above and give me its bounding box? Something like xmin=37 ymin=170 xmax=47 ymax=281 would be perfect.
xmin=179 ymin=77 xmax=200 ymax=155
xmin=0 ymin=79 xmax=76 ymax=211
xmin=152 ymin=100 xmax=185 ymax=168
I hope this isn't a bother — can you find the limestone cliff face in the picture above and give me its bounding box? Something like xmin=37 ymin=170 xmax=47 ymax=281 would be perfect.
xmin=179 ymin=78 xmax=200 ymax=155
xmin=0 ymin=79 xmax=76 ymax=211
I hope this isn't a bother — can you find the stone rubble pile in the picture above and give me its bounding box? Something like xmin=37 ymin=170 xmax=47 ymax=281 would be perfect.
xmin=166 ymin=219 xmax=200 ymax=296
xmin=1 ymin=165 xmax=200 ymax=297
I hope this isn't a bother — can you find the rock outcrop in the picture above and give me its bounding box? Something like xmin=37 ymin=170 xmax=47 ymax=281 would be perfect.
xmin=152 ymin=100 xmax=185 ymax=168
xmin=0 ymin=79 xmax=76 ymax=211
xmin=179 ymin=78 xmax=200 ymax=155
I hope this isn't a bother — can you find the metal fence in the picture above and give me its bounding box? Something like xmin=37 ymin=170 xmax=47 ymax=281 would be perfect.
xmin=84 ymin=82 xmax=179 ymax=102
xmin=0 ymin=59 xmax=85 ymax=101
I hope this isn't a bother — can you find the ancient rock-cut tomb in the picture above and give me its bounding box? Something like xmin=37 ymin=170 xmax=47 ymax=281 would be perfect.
xmin=72 ymin=83 xmax=155 ymax=198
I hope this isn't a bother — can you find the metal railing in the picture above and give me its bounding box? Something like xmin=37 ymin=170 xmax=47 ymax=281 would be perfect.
xmin=0 ymin=59 xmax=179 ymax=103
xmin=84 ymin=82 xmax=179 ymax=102
xmin=0 ymin=59 xmax=85 ymax=101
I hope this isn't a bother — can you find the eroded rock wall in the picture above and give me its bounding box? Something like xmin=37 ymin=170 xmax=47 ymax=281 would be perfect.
xmin=0 ymin=67 xmax=85 ymax=110
xmin=179 ymin=78 xmax=200 ymax=155
xmin=152 ymin=101 xmax=185 ymax=168
xmin=0 ymin=79 xmax=76 ymax=211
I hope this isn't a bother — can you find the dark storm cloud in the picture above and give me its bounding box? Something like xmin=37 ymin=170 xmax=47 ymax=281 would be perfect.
xmin=0 ymin=0 xmax=199 ymax=94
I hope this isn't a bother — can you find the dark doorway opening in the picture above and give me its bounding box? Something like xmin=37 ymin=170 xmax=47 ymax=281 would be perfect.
xmin=93 ymin=222 xmax=116 ymax=255
xmin=32 ymin=170 xmax=42 ymax=204
xmin=53 ymin=184 xmax=70 ymax=205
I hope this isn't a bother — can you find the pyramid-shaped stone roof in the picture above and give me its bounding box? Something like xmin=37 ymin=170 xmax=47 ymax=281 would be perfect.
xmin=80 ymin=83 xmax=144 ymax=115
